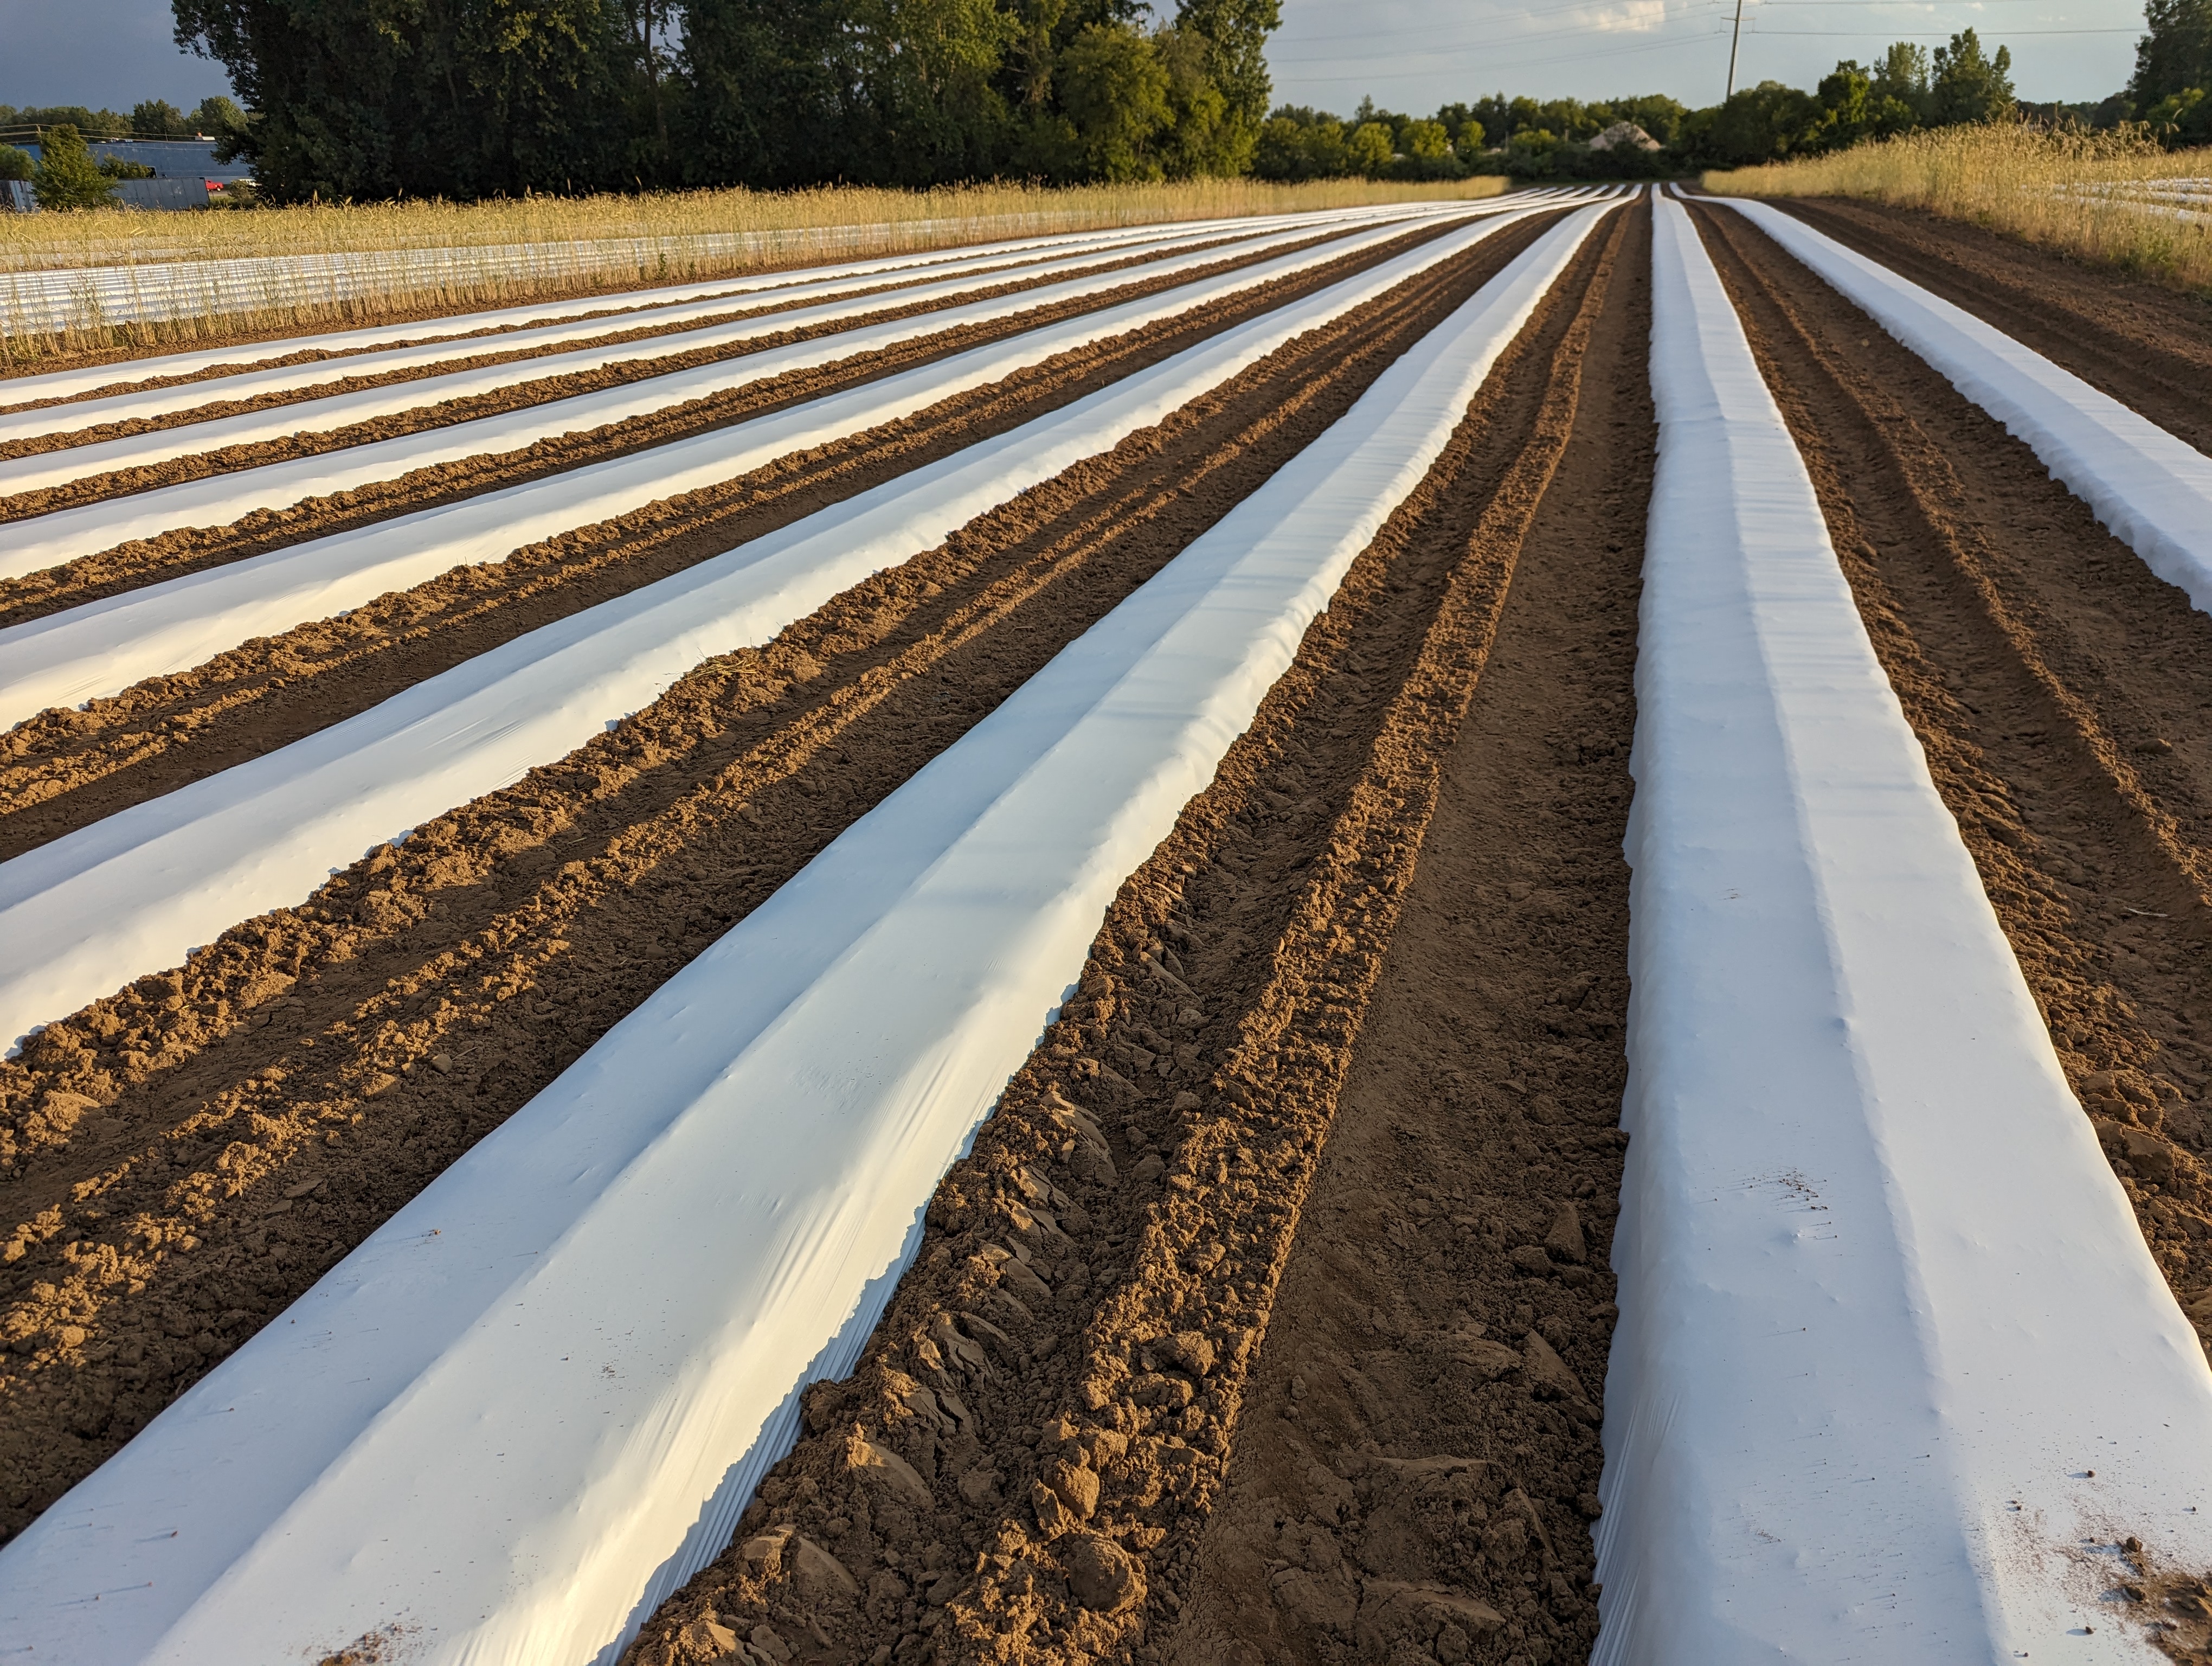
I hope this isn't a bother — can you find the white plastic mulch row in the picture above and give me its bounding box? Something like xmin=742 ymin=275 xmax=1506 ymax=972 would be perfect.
xmin=1594 ymin=192 xmax=2212 ymax=1663
xmin=1716 ymin=198 xmax=2212 ymax=614
xmin=0 ymin=201 xmax=1621 ymax=1666
xmin=0 ymin=208 xmax=1404 ymax=502
xmin=0 ymin=207 xmax=1139 ymax=337
xmin=0 ymin=202 xmax=1576 ymax=579
xmin=0 ymin=200 xmax=1586 ymax=732
xmin=0 ymin=217 xmax=1246 ymax=450
xmin=0 ymin=200 xmax=1501 ymax=450
xmin=0 ymin=203 xmax=1483 ymax=413
xmin=0 ymin=202 xmax=1604 ymax=1079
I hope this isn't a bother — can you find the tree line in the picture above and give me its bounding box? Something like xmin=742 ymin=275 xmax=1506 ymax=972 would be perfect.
xmin=166 ymin=0 xmax=1279 ymax=203
xmin=13 ymin=0 xmax=2205 ymax=206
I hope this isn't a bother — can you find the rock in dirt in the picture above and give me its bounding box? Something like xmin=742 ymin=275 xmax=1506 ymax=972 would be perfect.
xmin=1159 ymin=1329 xmax=1217 ymax=1376
xmin=1041 ymin=1454 xmax=1101 ymax=1520
xmin=1032 ymin=1478 xmax=1079 ymax=1539
xmin=1062 ymin=1530 xmax=1146 ymax=1614
xmin=1546 ymin=1199 xmax=1588 ymax=1263
xmin=1356 ymin=1580 xmax=1506 ymax=1661
xmin=1521 ymin=1331 xmax=1588 ymax=1405
xmin=676 ymin=1613 xmax=738 ymax=1658
xmin=787 ymin=1534 xmax=857 ymax=1600
xmin=843 ymin=1432 xmax=930 ymax=1509
xmin=1448 ymin=1331 xmax=1523 ymax=1381
xmin=2100 ymin=1119 xmax=2181 ymax=1188
xmin=1510 ymin=1243 xmax=1553 ymax=1277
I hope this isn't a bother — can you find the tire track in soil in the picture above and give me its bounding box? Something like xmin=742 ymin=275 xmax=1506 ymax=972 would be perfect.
xmin=1760 ymin=196 xmax=2212 ymax=455
xmin=0 ymin=218 xmax=1559 ymax=864
xmin=613 ymin=206 xmax=1634 ymax=1666
xmin=0 ymin=222 xmax=1450 ymax=620
xmin=0 ymin=220 xmax=1553 ymax=1548
xmin=1165 ymin=202 xmax=1648 ymax=1666
xmin=1694 ymin=203 xmax=2212 ymax=1363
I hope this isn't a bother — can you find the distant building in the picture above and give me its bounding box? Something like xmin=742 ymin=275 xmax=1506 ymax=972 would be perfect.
xmin=3 ymin=136 xmax=253 ymax=212
xmin=1588 ymin=121 xmax=1662 ymax=153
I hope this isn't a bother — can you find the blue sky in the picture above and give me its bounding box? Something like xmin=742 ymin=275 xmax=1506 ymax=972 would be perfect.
xmin=1 ymin=0 xmax=2149 ymax=120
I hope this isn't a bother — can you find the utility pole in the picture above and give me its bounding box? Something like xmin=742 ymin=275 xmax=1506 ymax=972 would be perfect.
xmin=1726 ymin=0 xmax=1747 ymax=98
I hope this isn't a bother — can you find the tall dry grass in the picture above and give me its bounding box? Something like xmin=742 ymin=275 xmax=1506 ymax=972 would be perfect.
xmin=0 ymin=175 xmax=1507 ymax=367
xmin=1704 ymin=124 xmax=2212 ymax=293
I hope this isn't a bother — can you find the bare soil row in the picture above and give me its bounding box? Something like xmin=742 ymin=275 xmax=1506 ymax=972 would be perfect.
xmin=0 ymin=212 xmax=1556 ymax=1552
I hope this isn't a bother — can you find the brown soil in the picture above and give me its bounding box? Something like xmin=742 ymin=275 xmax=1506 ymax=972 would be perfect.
xmin=0 ymin=212 xmax=1555 ymax=1549
xmin=1694 ymin=202 xmax=2212 ymax=1355
xmin=1764 ymin=196 xmax=2212 ymax=455
xmin=614 ymin=205 xmax=1643 ymax=1666
xmin=0 ymin=225 xmax=1454 ymax=630
xmin=0 ymin=218 xmax=1554 ymax=862
xmin=0 ymin=227 xmax=1357 ymax=526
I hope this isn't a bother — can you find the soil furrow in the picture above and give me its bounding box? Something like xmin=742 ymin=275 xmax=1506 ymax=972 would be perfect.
xmin=0 ymin=217 xmax=1558 ymax=863
xmin=1762 ymin=196 xmax=2212 ymax=454
xmin=613 ymin=207 xmax=1632 ymax=1666
xmin=1694 ymin=202 xmax=2212 ymax=1357
xmin=0 ymin=240 xmax=1245 ymax=460
xmin=0 ymin=222 xmax=1457 ymax=614
xmin=0 ymin=220 xmax=1546 ymax=1549
xmin=1166 ymin=200 xmax=1648 ymax=1666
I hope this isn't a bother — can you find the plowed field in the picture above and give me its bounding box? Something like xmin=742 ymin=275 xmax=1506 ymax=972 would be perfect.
xmin=5 ymin=188 xmax=2212 ymax=1666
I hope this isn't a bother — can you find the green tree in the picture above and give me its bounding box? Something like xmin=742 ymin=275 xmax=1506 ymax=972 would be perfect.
xmin=1174 ymin=0 xmax=1276 ymax=159
xmin=0 ymin=145 xmax=33 ymax=181
xmin=2133 ymin=0 xmax=2212 ymax=105
xmin=1504 ymin=125 xmax=1558 ymax=177
xmin=1871 ymin=40 xmax=1931 ymax=123
xmin=2145 ymin=83 xmax=2212 ymax=141
xmin=1687 ymin=80 xmax=1821 ymax=165
xmin=32 ymin=125 xmax=120 ymax=209
xmin=1452 ymin=117 xmax=1486 ymax=155
xmin=1346 ymin=119 xmax=1394 ymax=176
xmin=1252 ymin=105 xmax=1348 ymax=179
xmin=173 ymin=0 xmax=635 ymax=200
xmin=1154 ymin=24 xmax=1248 ymax=176
xmin=132 ymin=99 xmax=191 ymax=136
xmin=1058 ymin=21 xmax=1171 ymax=179
xmin=677 ymin=0 xmax=867 ymax=188
xmin=1813 ymin=59 xmax=1918 ymax=148
xmin=1928 ymin=28 xmax=2015 ymax=124
xmin=191 ymin=93 xmax=248 ymax=134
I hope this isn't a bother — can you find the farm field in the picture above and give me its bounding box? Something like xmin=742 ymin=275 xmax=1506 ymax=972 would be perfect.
xmin=0 ymin=181 xmax=2210 ymax=1666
